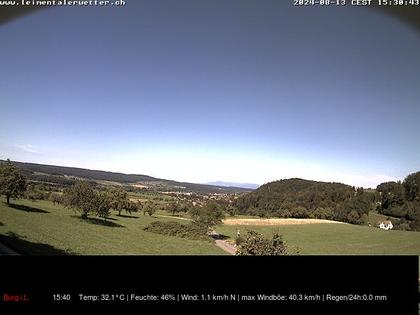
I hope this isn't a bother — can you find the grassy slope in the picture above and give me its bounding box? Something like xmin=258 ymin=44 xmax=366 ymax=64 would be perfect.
xmin=216 ymin=222 xmax=420 ymax=255
xmin=2 ymin=199 xmax=419 ymax=256
xmin=0 ymin=199 xmax=224 ymax=255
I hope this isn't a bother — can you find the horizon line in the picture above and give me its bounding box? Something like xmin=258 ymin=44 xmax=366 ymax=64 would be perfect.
xmin=1 ymin=158 xmax=406 ymax=189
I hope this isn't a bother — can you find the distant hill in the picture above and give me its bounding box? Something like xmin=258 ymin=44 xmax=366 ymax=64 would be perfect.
xmin=233 ymin=178 xmax=375 ymax=224
xmin=206 ymin=181 xmax=259 ymax=190
xmin=3 ymin=160 xmax=251 ymax=194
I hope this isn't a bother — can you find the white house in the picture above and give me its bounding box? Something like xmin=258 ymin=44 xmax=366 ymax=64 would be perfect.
xmin=379 ymin=220 xmax=393 ymax=230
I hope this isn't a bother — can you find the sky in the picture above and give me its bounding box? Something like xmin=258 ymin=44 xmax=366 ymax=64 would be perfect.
xmin=1 ymin=1 xmax=420 ymax=188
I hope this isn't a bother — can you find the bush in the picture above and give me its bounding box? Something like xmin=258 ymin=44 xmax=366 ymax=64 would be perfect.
xmin=235 ymin=236 xmax=244 ymax=246
xmin=236 ymin=231 xmax=287 ymax=256
xmin=49 ymin=192 xmax=64 ymax=205
xmin=394 ymin=219 xmax=412 ymax=231
xmin=143 ymin=221 xmax=210 ymax=241
xmin=311 ymin=207 xmax=334 ymax=220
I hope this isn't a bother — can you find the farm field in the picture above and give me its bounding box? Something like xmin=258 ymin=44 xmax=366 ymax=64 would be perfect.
xmin=0 ymin=199 xmax=224 ymax=255
xmin=216 ymin=220 xmax=420 ymax=255
xmin=223 ymin=217 xmax=346 ymax=226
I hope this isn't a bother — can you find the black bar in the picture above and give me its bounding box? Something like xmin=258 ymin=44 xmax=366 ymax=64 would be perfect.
xmin=0 ymin=255 xmax=418 ymax=313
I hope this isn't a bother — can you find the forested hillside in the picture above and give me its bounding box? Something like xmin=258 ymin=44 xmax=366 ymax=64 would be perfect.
xmin=376 ymin=172 xmax=420 ymax=231
xmin=234 ymin=178 xmax=377 ymax=224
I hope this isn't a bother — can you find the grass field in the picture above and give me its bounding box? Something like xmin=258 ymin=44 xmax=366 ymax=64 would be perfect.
xmin=1 ymin=198 xmax=420 ymax=257
xmin=0 ymin=199 xmax=224 ymax=255
xmin=216 ymin=221 xmax=420 ymax=255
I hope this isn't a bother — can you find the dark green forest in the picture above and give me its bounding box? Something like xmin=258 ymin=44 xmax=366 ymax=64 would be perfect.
xmin=234 ymin=178 xmax=375 ymax=224
xmin=376 ymin=172 xmax=420 ymax=230
xmin=234 ymin=173 xmax=420 ymax=230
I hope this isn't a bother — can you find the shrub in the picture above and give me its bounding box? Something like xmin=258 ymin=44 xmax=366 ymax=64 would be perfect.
xmin=236 ymin=230 xmax=287 ymax=256
xmin=394 ymin=219 xmax=412 ymax=231
xmin=235 ymin=236 xmax=244 ymax=246
xmin=49 ymin=192 xmax=63 ymax=205
xmin=143 ymin=221 xmax=210 ymax=241
xmin=311 ymin=207 xmax=334 ymax=220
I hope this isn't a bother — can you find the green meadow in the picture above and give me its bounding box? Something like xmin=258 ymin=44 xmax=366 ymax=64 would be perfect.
xmin=1 ymin=198 xmax=420 ymax=257
xmin=0 ymin=199 xmax=224 ymax=255
xmin=216 ymin=223 xmax=420 ymax=255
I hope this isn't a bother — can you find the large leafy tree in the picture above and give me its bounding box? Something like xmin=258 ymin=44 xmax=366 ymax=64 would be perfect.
xmin=189 ymin=202 xmax=225 ymax=228
xmin=403 ymin=172 xmax=420 ymax=202
xmin=96 ymin=191 xmax=112 ymax=219
xmin=109 ymin=187 xmax=129 ymax=216
xmin=166 ymin=202 xmax=182 ymax=216
xmin=0 ymin=159 xmax=27 ymax=204
xmin=142 ymin=200 xmax=156 ymax=216
xmin=376 ymin=181 xmax=406 ymax=217
xmin=63 ymin=181 xmax=97 ymax=219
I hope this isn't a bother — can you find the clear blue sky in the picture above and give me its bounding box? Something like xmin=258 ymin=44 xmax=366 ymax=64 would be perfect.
xmin=1 ymin=1 xmax=419 ymax=187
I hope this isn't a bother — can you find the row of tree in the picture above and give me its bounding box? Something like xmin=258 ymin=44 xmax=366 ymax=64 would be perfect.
xmin=61 ymin=181 xmax=167 ymax=219
xmin=144 ymin=202 xmax=226 ymax=240
xmin=63 ymin=182 xmax=132 ymax=219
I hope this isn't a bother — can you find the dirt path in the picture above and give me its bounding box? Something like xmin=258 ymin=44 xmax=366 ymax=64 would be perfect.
xmin=215 ymin=239 xmax=236 ymax=255
xmin=209 ymin=230 xmax=236 ymax=255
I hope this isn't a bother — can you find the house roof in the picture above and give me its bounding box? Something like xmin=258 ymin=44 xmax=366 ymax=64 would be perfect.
xmin=380 ymin=220 xmax=393 ymax=225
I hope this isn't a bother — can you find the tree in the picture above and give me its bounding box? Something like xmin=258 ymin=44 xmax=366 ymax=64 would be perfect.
xmin=0 ymin=159 xmax=27 ymax=205
xmin=143 ymin=201 xmax=156 ymax=216
xmin=109 ymin=187 xmax=129 ymax=216
xmin=334 ymin=195 xmax=370 ymax=225
xmin=403 ymin=172 xmax=420 ymax=202
xmin=63 ymin=181 xmax=97 ymax=219
xmin=311 ymin=207 xmax=334 ymax=220
xmin=190 ymin=202 xmax=225 ymax=228
xmin=347 ymin=210 xmax=361 ymax=225
xmin=178 ymin=202 xmax=189 ymax=213
xmin=376 ymin=181 xmax=405 ymax=213
xmin=96 ymin=191 xmax=112 ymax=219
xmin=290 ymin=206 xmax=309 ymax=218
xmin=226 ymin=204 xmax=238 ymax=217
xmin=410 ymin=209 xmax=420 ymax=231
xmin=167 ymin=202 xmax=182 ymax=216
xmin=49 ymin=192 xmax=63 ymax=205
xmin=126 ymin=200 xmax=140 ymax=215
xmin=25 ymin=184 xmax=39 ymax=202
xmin=236 ymin=231 xmax=287 ymax=256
